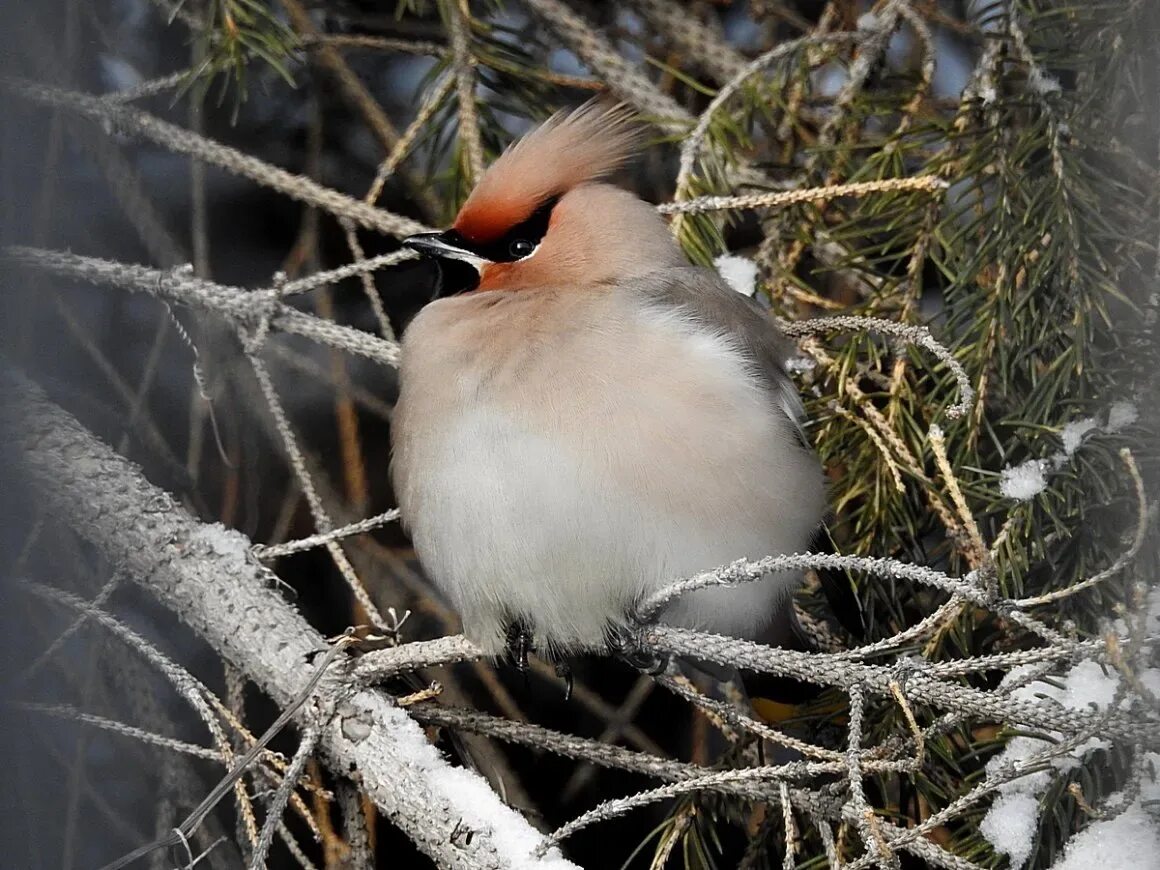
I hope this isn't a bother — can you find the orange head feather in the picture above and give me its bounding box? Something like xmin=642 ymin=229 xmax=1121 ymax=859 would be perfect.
xmin=453 ymin=101 xmax=641 ymax=244
xmin=402 ymin=100 xmax=688 ymax=293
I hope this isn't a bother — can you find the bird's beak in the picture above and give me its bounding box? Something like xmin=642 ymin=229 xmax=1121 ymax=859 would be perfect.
xmin=402 ymin=232 xmax=483 ymax=270
xmin=402 ymin=232 xmax=483 ymax=297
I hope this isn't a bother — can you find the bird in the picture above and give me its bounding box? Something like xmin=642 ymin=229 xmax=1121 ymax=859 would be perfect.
xmin=391 ymin=102 xmax=827 ymax=672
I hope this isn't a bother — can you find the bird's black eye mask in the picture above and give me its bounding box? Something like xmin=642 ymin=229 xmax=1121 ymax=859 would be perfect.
xmin=401 ymin=195 xmax=560 ymax=297
xmin=445 ymin=194 xmax=560 ymax=263
xmin=403 ymin=195 xmax=559 ymax=268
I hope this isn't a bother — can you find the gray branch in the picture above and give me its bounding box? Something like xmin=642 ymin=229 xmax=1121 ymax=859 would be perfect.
xmin=2 ymin=246 xmax=401 ymax=367
xmin=645 ymin=626 xmax=1160 ymax=747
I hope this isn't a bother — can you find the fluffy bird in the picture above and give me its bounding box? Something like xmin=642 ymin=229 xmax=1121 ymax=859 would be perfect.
xmin=393 ymin=103 xmax=826 ymax=664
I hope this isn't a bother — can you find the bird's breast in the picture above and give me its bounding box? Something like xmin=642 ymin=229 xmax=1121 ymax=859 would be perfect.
xmin=390 ymin=285 xmax=823 ymax=652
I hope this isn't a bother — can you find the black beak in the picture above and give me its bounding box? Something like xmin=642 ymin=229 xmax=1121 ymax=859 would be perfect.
xmin=401 ymin=232 xmax=482 ymax=297
xmin=402 ymin=231 xmax=478 ymax=264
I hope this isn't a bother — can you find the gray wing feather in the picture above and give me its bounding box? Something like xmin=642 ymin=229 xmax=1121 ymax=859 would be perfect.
xmin=633 ymin=266 xmax=811 ymax=446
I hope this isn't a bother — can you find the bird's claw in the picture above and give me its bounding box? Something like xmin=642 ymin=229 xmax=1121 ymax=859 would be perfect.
xmin=504 ymin=620 xmax=535 ymax=678
xmin=555 ymin=661 xmax=574 ymax=701
xmin=606 ymin=622 xmax=668 ymax=675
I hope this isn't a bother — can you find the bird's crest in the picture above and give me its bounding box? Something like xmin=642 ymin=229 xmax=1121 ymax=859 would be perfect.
xmin=453 ymin=101 xmax=641 ymax=244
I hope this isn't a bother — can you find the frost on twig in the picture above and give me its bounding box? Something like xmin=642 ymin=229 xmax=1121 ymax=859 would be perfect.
xmin=9 ymin=355 xmax=1154 ymax=867
xmin=982 ymin=588 xmax=1160 ymax=868
xmin=777 ymin=314 xmax=975 ymax=418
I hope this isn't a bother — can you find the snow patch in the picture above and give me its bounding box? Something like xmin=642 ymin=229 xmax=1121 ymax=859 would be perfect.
xmin=784 ymin=354 xmax=817 ymax=375
xmin=1046 ymin=752 xmax=1160 ymax=870
xmin=1000 ymin=459 xmax=1048 ymax=501
xmin=1060 ymin=660 xmax=1120 ymax=711
xmin=377 ymin=701 xmax=576 ymax=869
xmin=997 ymin=400 xmax=1139 ymax=500
xmin=981 ymin=791 xmax=1040 ymax=869
xmin=197 ymin=522 xmax=252 ymax=558
xmin=982 ymin=651 xmax=1159 ymax=868
xmin=1107 ymin=401 xmax=1138 ymax=432
xmin=1028 ymin=67 xmax=1063 ymax=97
xmin=1059 ymin=418 xmax=1097 ymax=457
xmin=714 ymin=254 xmax=758 ymax=297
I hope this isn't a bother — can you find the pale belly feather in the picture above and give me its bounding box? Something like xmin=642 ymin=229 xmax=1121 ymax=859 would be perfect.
xmin=391 ymin=288 xmax=824 ymax=655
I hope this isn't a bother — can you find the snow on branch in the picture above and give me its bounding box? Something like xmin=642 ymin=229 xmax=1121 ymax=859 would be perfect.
xmin=646 ymin=625 xmax=1158 ymax=747
xmin=6 ymin=4 xmax=1157 ymax=864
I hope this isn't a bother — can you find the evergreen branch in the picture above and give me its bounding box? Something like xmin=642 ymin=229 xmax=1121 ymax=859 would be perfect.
xmin=674 ymin=31 xmax=859 ymax=198
xmin=629 ymin=0 xmax=746 ymax=85
xmin=1015 ymin=449 xmax=1149 ymax=607
xmin=779 ymin=315 xmax=975 ymax=418
xmin=645 ymin=625 xmax=1157 ymax=746
xmin=445 ymin=0 xmax=485 ymax=183
xmin=364 ymin=75 xmax=456 ymax=207
xmin=17 ymin=702 xmax=227 ymax=762
xmin=300 ymin=33 xmax=446 ymax=58
xmin=522 ymin=0 xmax=690 ymax=127
xmin=278 ymin=0 xmax=442 ymax=221
xmin=99 ymin=69 xmax=193 ymax=104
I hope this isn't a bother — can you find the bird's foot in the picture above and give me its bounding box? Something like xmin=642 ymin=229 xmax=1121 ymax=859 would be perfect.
xmin=555 ymin=661 xmax=574 ymax=702
xmin=606 ymin=622 xmax=669 ymax=675
xmin=504 ymin=620 xmax=535 ymax=678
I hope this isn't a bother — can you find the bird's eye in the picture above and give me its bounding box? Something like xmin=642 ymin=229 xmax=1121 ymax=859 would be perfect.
xmin=509 ymin=239 xmax=535 ymax=259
